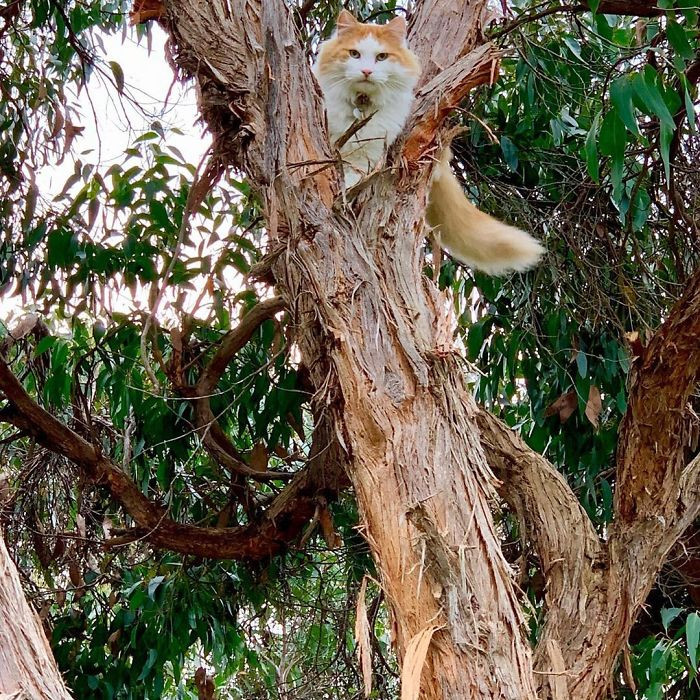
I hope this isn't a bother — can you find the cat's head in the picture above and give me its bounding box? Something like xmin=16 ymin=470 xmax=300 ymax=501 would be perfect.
xmin=313 ymin=11 xmax=421 ymax=97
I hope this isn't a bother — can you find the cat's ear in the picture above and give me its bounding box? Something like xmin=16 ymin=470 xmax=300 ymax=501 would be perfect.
xmin=336 ymin=10 xmax=359 ymax=33
xmin=384 ymin=16 xmax=407 ymax=42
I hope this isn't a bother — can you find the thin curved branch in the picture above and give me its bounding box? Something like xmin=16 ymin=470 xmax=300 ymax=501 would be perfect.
xmin=493 ymin=0 xmax=685 ymax=39
xmin=176 ymin=296 xmax=291 ymax=482
xmin=191 ymin=397 xmax=295 ymax=482
xmin=196 ymin=296 xmax=285 ymax=395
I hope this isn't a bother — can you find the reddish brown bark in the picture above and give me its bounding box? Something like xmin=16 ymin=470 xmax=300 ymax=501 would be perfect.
xmin=0 ymin=359 xmax=346 ymax=560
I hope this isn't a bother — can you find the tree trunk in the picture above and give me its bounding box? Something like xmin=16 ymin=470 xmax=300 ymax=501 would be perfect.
xmin=156 ymin=1 xmax=700 ymax=697
xmin=0 ymin=531 xmax=73 ymax=699
xmin=275 ymin=174 xmax=536 ymax=698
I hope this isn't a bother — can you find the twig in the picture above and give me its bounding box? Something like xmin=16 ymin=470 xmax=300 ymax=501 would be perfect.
xmin=335 ymin=111 xmax=377 ymax=151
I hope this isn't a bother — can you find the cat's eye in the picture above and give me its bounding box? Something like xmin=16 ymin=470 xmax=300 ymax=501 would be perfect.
xmin=376 ymin=52 xmax=389 ymax=61
xmin=348 ymin=49 xmax=361 ymax=58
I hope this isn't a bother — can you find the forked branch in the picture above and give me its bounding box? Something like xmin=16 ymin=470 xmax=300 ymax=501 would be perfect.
xmin=0 ymin=356 xmax=345 ymax=560
xmin=196 ymin=296 xmax=285 ymax=395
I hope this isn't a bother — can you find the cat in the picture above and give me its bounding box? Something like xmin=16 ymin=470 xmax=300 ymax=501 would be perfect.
xmin=312 ymin=11 xmax=544 ymax=275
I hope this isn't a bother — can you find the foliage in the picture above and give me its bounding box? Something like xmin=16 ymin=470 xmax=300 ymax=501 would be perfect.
xmin=0 ymin=0 xmax=698 ymax=697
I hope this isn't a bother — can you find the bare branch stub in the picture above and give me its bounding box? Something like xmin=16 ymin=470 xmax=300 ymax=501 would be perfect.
xmin=393 ymin=1 xmax=504 ymax=168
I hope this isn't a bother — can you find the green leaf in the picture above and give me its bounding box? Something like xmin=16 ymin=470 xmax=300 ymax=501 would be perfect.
xmin=633 ymin=68 xmax=674 ymax=131
xmin=616 ymin=389 xmax=627 ymax=414
xmin=661 ymin=607 xmax=684 ymax=633
xmin=667 ymin=20 xmax=695 ymax=60
xmin=598 ymin=110 xmax=626 ymax=198
xmin=610 ymin=77 xmax=639 ymax=135
xmin=584 ymin=112 xmax=601 ymax=182
xmin=467 ymin=323 xmax=485 ymax=360
xmin=576 ymin=350 xmax=588 ymax=378
xmin=563 ymin=37 xmax=582 ymax=60
xmin=659 ymin=122 xmax=673 ymax=182
xmin=147 ymin=575 xmax=165 ymax=600
xmin=149 ymin=200 xmax=170 ymax=229
xmin=500 ymin=135 xmax=519 ymax=172
xmin=109 ymin=61 xmax=125 ymax=94
xmin=35 ymin=335 xmax=57 ymax=356
xmin=685 ymin=87 xmax=697 ymax=134
xmin=631 ymin=186 xmax=651 ymax=231
xmin=137 ymin=648 xmax=158 ymax=681
xmin=686 ymin=612 xmax=700 ymax=671
xmin=598 ymin=110 xmax=627 ymax=157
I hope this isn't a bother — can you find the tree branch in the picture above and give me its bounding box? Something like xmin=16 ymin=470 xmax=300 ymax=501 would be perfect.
xmin=475 ymin=406 xmax=606 ymax=693
xmin=196 ymin=296 xmax=285 ymax=395
xmin=476 ymin=408 xmax=602 ymax=579
xmin=596 ymin=0 xmax=684 ymax=15
xmin=494 ymin=0 xmax=687 ymax=38
xmin=615 ymin=265 xmax=700 ymax=525
xmin=0 ymin=358 xmax=346 ymax=560
xmin=190 ymin=397 xmax=295 ymax=482
xmin=409 ymin=1 xmax=492 ymax=86
xmin=403 ymin=44 xmax=498 ymax=165
xmin=175 ymin=297 xmax=293 ymax=482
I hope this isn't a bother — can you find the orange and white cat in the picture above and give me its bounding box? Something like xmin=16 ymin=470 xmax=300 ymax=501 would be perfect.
xmin=313 ymin=11 xmax=544 ymax=275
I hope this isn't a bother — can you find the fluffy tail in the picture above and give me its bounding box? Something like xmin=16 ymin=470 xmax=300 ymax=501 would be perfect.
xmin=426 ymin=149 xmax=544 ymax=275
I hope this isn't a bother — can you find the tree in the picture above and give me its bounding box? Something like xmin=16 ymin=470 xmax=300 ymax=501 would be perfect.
xmin=0 ymin=0 xmax=698 ymax=698
xmin=0 ymin=531 xmax=73 ymax=698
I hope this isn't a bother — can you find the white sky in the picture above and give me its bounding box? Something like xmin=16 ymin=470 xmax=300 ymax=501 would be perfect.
xmin=40 ymin=24 xmax=205 ymax=192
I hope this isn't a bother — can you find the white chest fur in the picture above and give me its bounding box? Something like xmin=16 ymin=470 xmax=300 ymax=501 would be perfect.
xmin=313 ymin=34 xmax=418 ymax=187
xmin=321 ymin=86 xmax=414 ymax=186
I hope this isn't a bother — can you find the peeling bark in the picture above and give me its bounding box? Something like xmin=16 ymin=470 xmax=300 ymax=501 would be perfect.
xmin=163 ymin=2 xmax=537 ymax=697
xmin=476 ymin=269 xmax=700 ymax=699
xmin=0 ymin=532 xmax=73 ymax=699
xmin=280 ymin=195 xmax=537 ymax=697
xmin=1 ymin=0 xmax=699 ymax=697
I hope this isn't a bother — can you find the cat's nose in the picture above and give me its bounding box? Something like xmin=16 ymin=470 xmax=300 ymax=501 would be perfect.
xmin=361 ymin=69 xmax=373 ymax=77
